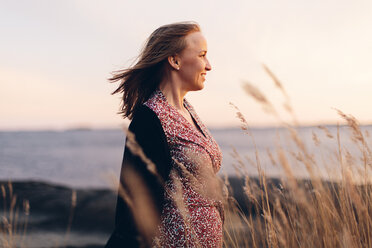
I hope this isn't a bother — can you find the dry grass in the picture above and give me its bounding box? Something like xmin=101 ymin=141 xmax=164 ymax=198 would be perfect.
xmin=223 ymin=64 xmax=372 ymax=248
xmin=0 ymin=182 xmax=77 ymax=248
xmin=0 ymin=182 xmax=30 ymax=248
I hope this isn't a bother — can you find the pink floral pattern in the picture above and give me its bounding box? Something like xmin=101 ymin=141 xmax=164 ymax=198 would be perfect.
xmin=144 ymin=90 xmax=223 ymax=248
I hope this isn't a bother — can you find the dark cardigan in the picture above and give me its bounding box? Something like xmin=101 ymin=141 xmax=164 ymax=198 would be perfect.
xmin=105 ymin=105 xmax=173 ymax=248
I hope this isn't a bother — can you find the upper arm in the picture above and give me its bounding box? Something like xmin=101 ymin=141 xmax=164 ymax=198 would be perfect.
xmin=127 ymin=105 xmax=172 ymax=183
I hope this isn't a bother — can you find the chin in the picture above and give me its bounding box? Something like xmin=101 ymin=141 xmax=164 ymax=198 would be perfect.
xmin=187 ymin=80 xmax=205 ymax=92
xmin=198 ymin=80 xmax=206 ymax=90
xmin=195 ymin=84 xmax=204 ymax=91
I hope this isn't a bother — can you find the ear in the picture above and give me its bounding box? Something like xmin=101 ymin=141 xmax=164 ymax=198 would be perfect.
xmin=167 ymin=55 xmax=180 ymax=71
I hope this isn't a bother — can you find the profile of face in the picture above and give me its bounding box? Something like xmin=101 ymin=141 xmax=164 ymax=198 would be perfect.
xmin=174 ymin=32 xmax=212 ymax=91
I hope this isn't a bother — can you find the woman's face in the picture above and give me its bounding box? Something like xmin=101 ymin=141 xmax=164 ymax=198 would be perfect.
xmin=177 ymin=32 xmax=212 ymax=91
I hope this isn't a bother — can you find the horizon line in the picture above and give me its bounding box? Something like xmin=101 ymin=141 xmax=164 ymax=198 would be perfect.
xmin=1 ymin=122 xmax=371 ymax=132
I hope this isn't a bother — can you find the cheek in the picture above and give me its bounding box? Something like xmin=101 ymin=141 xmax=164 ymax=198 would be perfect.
xmin=197 ymin=60 xmax=205 ymax=72
xmin=180 ymin=67 xmax=194 ymax=79
xmin=181 ymin=63 xmax=199 ymax=77
xmin=179 ymin=58 xmax=204 ymax=82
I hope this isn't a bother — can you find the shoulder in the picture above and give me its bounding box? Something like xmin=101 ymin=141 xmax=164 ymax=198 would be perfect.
xmin=132 ymin=104 xmax=158 ymax=122
xmin=127 ymin=105 xmax=168 ymax=156
xmin=129 ymin=105 xmax=162 ymax=133
xmin=126 ymin=104 xmax=172 ymax=181
xmin=129 ymin=89 xmax=166 ymax=134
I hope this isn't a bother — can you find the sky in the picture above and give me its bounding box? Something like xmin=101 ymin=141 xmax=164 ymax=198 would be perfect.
xmin=1 ymin=0 xmax=372 ymax=130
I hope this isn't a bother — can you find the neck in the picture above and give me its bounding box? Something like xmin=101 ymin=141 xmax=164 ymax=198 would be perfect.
xmin=158 ymin=77 xmax=187 ymax=111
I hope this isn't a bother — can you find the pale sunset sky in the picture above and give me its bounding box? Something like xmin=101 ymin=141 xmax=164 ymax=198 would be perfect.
xmin=1 ymin=0 xmax=372 ymax=130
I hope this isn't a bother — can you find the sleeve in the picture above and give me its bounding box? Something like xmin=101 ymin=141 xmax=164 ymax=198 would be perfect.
xmin=105 ymin=106 xmax=172 ymax=248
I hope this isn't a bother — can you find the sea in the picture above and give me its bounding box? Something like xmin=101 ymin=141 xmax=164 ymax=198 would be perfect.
xmin=1 ymin=125 xmax=371 ymax=189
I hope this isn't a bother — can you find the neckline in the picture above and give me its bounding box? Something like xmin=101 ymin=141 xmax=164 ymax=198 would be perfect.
xmin=156 ymin=89 xmax=207 ymax=139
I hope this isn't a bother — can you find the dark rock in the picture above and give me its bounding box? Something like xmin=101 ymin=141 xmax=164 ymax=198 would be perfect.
xmin=0 ymin=181 xmax=117 ymax=234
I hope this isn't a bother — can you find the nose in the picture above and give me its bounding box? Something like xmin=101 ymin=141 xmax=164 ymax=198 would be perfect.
xmin=205 ymin=58 xmax=212 ymax=71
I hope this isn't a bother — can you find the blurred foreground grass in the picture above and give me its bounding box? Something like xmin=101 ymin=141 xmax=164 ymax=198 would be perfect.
xmin=222 ymin=65 xmax=372 ymax=247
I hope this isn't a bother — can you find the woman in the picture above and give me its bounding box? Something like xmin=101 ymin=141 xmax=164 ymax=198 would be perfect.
xmin=105 ymin=22 xmax=224 ymax=248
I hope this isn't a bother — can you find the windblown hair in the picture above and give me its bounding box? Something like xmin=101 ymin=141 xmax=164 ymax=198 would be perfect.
xmin=110 ymin=21 xmax=201 ymax=119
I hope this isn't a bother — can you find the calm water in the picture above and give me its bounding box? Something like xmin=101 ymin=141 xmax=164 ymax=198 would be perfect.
xmin=1 ymin=126 xmax=371 ymax=188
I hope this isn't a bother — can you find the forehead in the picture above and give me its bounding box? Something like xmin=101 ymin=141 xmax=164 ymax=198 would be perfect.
xmin=183 ymin=32 xmax=207 ymax=51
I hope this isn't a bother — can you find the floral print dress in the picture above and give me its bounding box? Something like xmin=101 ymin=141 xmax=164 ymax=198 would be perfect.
xmin=144 ymin=89 xmax=223 ymax=248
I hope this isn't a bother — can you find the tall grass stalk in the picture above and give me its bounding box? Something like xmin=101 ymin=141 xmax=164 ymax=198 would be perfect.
xmin=223 ymin=64 xmax=372 ymax=247
xmin=1 ymin=182 xmax=78 ymax=248
xmin=0 ymin=182 xmax=30 ymax=248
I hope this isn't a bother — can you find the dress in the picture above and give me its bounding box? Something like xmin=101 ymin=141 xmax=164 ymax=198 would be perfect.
xmin=105 ymin=89 xmax=223 ymax=248
xmin=144 ymin=90 xmax=223 ymax=248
